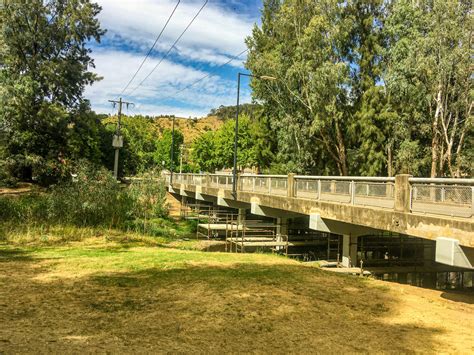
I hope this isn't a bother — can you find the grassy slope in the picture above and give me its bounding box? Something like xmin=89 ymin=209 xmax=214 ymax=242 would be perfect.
xmin=0 ymin=238 xmax=473 ymax=353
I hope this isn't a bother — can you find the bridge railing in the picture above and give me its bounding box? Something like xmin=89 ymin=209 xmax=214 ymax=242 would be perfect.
xmin=168 ymin=173 xmax=473 ymax=218
xmin=409 ymin=178 xmax=473 ymax=218
xmin=209 ymin=174 xmax=234 ymax=189
xmin=294 ymin=176 xmax=395 ymax=208
xmin=240 ymin=174 xmax=288 ymax=196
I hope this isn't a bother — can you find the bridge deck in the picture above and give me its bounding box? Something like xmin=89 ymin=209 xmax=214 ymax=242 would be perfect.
xmin=168 ymin=173 xmax=474 ymax=247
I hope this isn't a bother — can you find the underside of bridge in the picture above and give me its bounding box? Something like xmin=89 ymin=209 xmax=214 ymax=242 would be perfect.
xmin=168 ymin=187 xmax=474 ymax=290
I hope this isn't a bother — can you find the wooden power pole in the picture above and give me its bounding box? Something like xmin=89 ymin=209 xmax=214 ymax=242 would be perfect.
xmin=108 ymin=98 xmax=133 ymax=179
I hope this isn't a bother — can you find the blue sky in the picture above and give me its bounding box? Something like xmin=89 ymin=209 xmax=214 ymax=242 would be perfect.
xmin=84 ymin=0 xmax=263 ymax=118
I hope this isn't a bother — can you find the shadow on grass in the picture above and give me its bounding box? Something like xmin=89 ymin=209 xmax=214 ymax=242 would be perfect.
xmin=441 ymin=290 xmax=474 ymax=304
xmin=0 ymin=248 xmax=36 ymax=262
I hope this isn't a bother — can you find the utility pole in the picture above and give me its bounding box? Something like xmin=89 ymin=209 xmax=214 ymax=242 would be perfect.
xmin=108 ymin=98 xmax=134 ymax=179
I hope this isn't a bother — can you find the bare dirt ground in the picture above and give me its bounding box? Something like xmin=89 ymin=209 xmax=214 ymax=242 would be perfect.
xmin=0 ymin=183 xmax=34 ymax=196
xmin=0 ymin=245 xmax=473 ymax=354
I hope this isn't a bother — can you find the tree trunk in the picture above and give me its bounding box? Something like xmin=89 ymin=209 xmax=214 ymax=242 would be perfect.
xmin=430 ymin=87 xmax=443 ymax=178
xmin=335 ymin=122 xmax=348 ymax=176
xmin=387 ymin=143 xmax=393 ymax=177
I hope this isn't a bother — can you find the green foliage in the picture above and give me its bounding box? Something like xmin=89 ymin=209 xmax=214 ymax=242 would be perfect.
xmin=100 ymin=116 xmax=185 ymax=177
xmin=153 ymin=128 xmax=184 ymax=171
xmin=127 ymin=170 xmax=169 ymax=221
xmin=246 ymin=0 xmax=472 ymax=177
xmin=0 ymin=164 xmax=169 ymax=231
xmin=101 ymin=115 xmax=159 ymax=176
xmin=48 ymin=163 xmax=133 ymax=227
xmin=0 ymin=0 xmax=105 ymax=184
xmin=192 ymin=131 xmax=219 ymax=172
xmin=384 ymin=0 xmax=472 ymax=177
xmin=191 ymin=114 xmax=272 ymax=172
xmin=246 ymin=0 xmax=360 ymax=175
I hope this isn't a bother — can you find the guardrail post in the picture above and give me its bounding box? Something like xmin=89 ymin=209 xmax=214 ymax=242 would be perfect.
xmin=288 ymin=173 xmax=295 ymax=198
xmin=395 ymin=174 xmax=412 ymax=213
xmin=350 ymin=181 xmax=355 ymax=205
xmin=237 ymin=174 xmax=242 ymax=192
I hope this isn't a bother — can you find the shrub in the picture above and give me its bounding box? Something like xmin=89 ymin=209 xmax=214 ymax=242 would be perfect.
xmin=0 ymin=163 xmax=170 ymax=234
xmin=127 ymin=170 xmax=169 ymax=221
xmin=47 ymin=162 xmax=132 ymax=227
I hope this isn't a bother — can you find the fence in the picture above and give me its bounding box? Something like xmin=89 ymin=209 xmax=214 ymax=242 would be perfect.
xmin=410 ymin=178 xmax=473 ymax=218
xmin=240 ymin=175 xmax=288 ymax=196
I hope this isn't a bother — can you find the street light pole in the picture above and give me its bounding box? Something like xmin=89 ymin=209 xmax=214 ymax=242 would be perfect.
xmin=179 ymin=144 xmax=184 ymax=174
xmin=170 ymin=115 xmax=176 ymax=184
xmin=232 ymin=73 xmax=276 ymax=199
xmin=232 ymin=73 xmax=241 ymax=198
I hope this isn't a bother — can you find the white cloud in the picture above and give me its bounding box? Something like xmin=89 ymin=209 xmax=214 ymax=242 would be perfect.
xmin=85 ymin=0 xmax=257 ymax=117
xmin=85 ymin=49 xmax=250 ymax=117
xmin=96 ymin=0 xmax=255 ymax=64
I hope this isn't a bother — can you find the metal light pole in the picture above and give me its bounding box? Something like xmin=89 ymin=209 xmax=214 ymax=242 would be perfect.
xmin=232 ymin=73 xmax=276 ymax=199
xmin=170 ymin=115 xmax=176 ymax=184
xmin=179 ymin=144 xmax=184 ymax=174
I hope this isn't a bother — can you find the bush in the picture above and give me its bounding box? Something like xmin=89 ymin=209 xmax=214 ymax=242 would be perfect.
xmin=48 ymin=162 xmax=133 ymax=227
xmin=127 ymin=170 xmax=169 ymax=221
xmin=0 ymin=164 xmax=170 ymax=232
xmin=0 ymin=159 xmax=18 ymax=187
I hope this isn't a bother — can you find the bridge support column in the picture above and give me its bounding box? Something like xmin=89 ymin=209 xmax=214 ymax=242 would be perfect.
xmin=238 ymin=208 xmax=246 ymax=225
xmin=342 ymin=235 xmax=358 ymax=267
xmin=276 ymin=218 xmax=289 ymax=251
xmin=180 ymin=196 xmax=187 ymax=218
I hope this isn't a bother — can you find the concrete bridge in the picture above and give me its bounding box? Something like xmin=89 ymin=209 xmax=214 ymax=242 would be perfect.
xmin=167 ymin=173 xmax=474 ymax=269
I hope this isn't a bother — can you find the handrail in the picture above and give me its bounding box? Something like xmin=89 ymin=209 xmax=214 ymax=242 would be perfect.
xmin=409 ymin=178 xmax=474 ymax=185
xmin=241 ymin=174 xmax=288 ymax=178
xmin=169 ymin=172 xmax=474 ymax=184
xmin=295 ymin=176 xmax=395 ymax=182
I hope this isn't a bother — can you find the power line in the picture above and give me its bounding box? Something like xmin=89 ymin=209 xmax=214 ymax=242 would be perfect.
xmin=118 ymin=0 xmax=181 ymax=97
xmin=125 ymin=0 xmax=209 ymax=97
xmin=159 ymin=48 xmax=248 ymax=102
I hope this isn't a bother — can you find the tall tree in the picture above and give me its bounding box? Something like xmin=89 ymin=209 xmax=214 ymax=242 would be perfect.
xmin=384 ymin=0 xmax=473 ymax=177
xmin=191 ymin=114 xmax=268 ymax=172
xmin=247 ymin=0 xmax=360 ymax=175
xmin=154 ymin=129 xmax=184 ymax=172
xmin=0 ymin=0 xmax=105 ymax=183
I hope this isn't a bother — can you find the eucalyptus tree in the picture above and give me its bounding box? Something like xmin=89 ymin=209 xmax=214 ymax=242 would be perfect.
xmin=246 ymin=0 xmax=388 ymax=176
xmin=384 ymin=0 xmax=473 ymax=177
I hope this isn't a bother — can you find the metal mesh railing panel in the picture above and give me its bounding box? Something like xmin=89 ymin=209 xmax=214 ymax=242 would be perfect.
xmin=412 ymin=184 xmax=472 ymax=217
xmin=354 ymin=182 xmax=395 ymax=209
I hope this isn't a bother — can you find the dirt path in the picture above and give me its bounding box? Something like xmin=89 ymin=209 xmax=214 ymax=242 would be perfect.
xmin=0 ymin=247 xmax=473 ymax=353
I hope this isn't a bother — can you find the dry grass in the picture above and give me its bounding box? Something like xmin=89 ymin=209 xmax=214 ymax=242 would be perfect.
xmin=0 ymin=240 xmax=473 ymax=354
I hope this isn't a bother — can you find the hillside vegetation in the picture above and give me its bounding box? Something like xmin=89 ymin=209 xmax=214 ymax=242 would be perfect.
xmin=153 ymin=115 xmax=224 ymax=145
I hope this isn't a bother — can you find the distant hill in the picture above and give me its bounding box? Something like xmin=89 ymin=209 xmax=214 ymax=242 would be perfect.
xmin=208 ymin=103 xmax=261 ymax=120
xmin=153 ymin=115 xmax=224 ymax=145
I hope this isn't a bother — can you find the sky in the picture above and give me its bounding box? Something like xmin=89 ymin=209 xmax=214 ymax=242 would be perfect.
xmin=84 ymin=0 xmax=263 ymax=118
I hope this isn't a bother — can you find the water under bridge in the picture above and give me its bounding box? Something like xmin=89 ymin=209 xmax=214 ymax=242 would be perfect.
xmin=166 ymin=173 xmax=474 ymax=270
